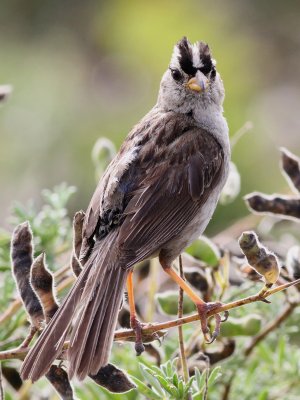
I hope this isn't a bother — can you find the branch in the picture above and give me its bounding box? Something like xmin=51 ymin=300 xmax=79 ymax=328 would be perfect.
xmin=1 ymin=278 xmax=299 ymax=362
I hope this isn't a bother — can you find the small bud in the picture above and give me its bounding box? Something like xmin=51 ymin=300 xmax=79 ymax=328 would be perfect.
xmin=220 ymin=162 xmax=241 ymax=205
xmin=45 ymin=365 xmax=74 ymax=400
xmin=280 ymin=147 xmax=300 ymax=193
xmin=89 ymin=364 xmax=136 ymax=393
xmin=30 ymin=253 xmax=59 ymax=322
xmin=70 ymin=211 xmax=85 ymax=277
xmin=92 ymin=138 xmax=116 ymax=180
xmin=11 ymin=222 xmax=44 ymax=328
xmin=239 ymin=231 xmax=281 ymax=286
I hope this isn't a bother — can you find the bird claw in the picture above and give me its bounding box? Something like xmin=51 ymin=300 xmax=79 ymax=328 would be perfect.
xmin=151 ymin=331 xmax=162 ymax=346
xmin=260 ymin=298 xmax=271 ymax=304
xmin=197 ymin=302 xmax=226 ymax=343
xmin=130 ymin=316 xmax=145 ymax=356
xmin=221 ymin=310 xmax=229 ymax=322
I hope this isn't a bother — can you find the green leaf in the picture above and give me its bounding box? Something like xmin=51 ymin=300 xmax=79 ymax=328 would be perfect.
xmin=154 ymin=374 xmax=178 ymax=398
xmin=208 ymin=366 xmax=222 ymax=385
xmin=130 ymin=376 xmax=161 ymax=400
xmin=258 ymin=389 xmax=269 ymax=400
xmin=140 ymin=365 xmax=165 ymax=396
xmin=186 ymin=236 xmax=220 ymax=267
xmin=220 ymin=314 xmax=262 ymax=337
xmin=165 ymin=360 xmax=174 ymax=378
xmin=194 ymin=368 xmax=205 ymax=391
xmin=156 ymin=291 xmax=195 ymax=316
xmin=178 ymin=379 xmax=184 ymax=399
xmin=173 ymin=372 xmax=178 ymax=388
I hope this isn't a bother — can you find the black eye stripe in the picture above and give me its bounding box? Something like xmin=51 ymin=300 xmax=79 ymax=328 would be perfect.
xmin=199 ymin=64 xmax=213 ymax=75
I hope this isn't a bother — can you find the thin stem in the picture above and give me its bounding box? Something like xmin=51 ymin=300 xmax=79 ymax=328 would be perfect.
xmin=230 ymin=121 xmax=253 ymax=149
xmin=222 ymin=374 xmax=235 ymax=400
xmin=177 ymin=255 xmax=189 ymax=385
xmin=1 ymin=278 xmax=299 ymax=362
xmin=0 ymin=363 xmax=4 ymax=400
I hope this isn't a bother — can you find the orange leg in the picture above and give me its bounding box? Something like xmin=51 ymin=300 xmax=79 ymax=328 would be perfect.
xmin=160 ymin=256 xmax=227 ymax=343
xmin=126 ymin=270 xmax=145 ymax=356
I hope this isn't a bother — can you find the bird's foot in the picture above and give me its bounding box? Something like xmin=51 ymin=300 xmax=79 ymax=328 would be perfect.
xmin=196 ymin=302 xmax=228 ymax=344
xmin=130 ymin=315 xmax=145 ymax=356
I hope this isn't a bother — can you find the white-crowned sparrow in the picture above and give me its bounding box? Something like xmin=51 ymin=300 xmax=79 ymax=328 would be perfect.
xmin=21 ymin=36 xmax=230 ymax=382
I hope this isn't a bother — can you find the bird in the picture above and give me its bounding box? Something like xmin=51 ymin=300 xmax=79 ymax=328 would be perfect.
xmin=21 ymin=36 xmax=230 ymax=382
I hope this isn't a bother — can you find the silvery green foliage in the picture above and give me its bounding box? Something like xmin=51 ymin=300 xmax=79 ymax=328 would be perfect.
xmin=131 ymin=359 xmax=221 ymax=400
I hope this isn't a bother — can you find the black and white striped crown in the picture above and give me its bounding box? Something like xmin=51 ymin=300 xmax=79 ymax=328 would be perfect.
xmin=171 ymin=37 xmax=216 ymax=76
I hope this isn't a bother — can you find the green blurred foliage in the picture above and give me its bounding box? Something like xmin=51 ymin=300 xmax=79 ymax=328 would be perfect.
xmin=1 ymin=1 xmax=300 ymax=399
xmin=0 ymin=0 xmax=299 ymax=234
xmin=1 ymin=183 xmax=300 ymax=399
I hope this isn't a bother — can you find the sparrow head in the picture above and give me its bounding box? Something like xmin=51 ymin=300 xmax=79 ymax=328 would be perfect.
xmin=158 ymin=37 xmax=225 ymax=114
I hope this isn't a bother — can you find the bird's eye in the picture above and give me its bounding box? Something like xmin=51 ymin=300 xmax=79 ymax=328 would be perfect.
xmin=170 ymin=68 xmax=182 ymax=82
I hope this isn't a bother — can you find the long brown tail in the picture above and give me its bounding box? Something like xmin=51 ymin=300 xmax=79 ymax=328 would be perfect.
xmin=20 ymin=231 xmax=128 ymax=382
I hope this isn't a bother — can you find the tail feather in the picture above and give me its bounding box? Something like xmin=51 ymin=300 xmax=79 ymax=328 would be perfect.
xmin=21 ymin=231 xmax=127 ymax=382
xmin=69 ymin=265 xmax=125 ymax=379
xmin=75 ymin=269 xmax=125 ymax=378
xmin=92 ymin=268 xmax=125 ymax=371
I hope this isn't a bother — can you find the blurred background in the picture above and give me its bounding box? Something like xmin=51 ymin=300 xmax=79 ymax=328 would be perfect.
xmin=1 ymin=2 xmax=300 ymax=399
xmin=1 ymin=0 xmax=300 ymax=232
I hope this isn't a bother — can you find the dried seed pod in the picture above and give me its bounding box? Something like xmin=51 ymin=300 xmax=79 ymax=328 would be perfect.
xmin=281 ymin=147 xmax=300 ymax=193
xmin=45 ymin=365 xmax=74 ymax=400
xmin=11 ymin=222 xmax=44 ymax=328
xmin=0 ymin=84 xmax=12 ymax=102
xmin=286 ymin=245 xmax=300 ymax=280
xmin=89 ymin=364 xmax=136 ymax=393
xmin=245 ymin=192 xmax=300 ymax=220
xmin=203 ymin=339 xmax=235 ymax=365
xmin=144 ymin=343 xmax=162 ymax=365
xmin=239 ymin=231 xmax=281 ymax=287
xmin=1 ymin=366 xmax=22 ymax=390
xmin=30 ymin=253 xmax=59 ymax=322
xmin=70 ymin=211 xmax=85 ymax=277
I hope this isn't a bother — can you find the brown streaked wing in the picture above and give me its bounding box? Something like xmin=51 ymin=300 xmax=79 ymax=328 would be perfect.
xmin=118 ymin=128 xmax=224 ymax=267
